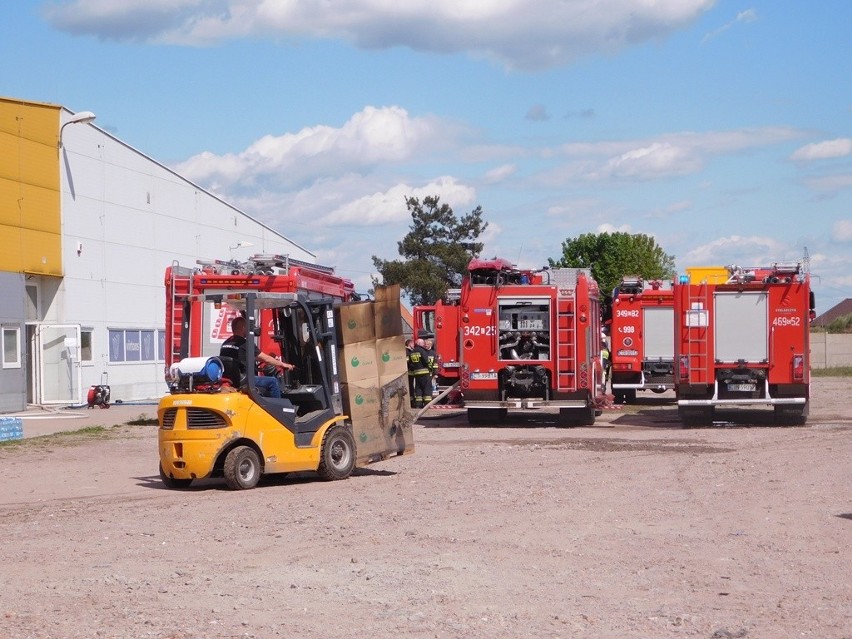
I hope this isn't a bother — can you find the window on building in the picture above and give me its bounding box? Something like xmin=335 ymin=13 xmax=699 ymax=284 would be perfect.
xmin=109 ymin=329 xmax=166 ymax=363
xmin=25 ymin=285 xmax=39 ymax=321
xmin=2 ymin=326 xmax=21 ymax=369
xmin=81 ymin=329 xmax=93 ymax=363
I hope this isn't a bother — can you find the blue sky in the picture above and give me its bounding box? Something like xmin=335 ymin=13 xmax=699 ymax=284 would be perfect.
xmin=4 ymin=1 xmax=850 ymax=313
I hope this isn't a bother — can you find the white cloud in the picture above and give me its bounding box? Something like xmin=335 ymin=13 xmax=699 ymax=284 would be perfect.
xmin=680 ymin=235 xmax=790 ymax=267
xmin=175 ymin=106 xmax=449 ymax=192
xmin=44 ymin=0 xmax=715 ymax=70
xmin=537 ymin=127 xmax=802 ymax=183
xmin=597 ymin=223 xmax=632 ymax=233
xmin=703 ymin=7 xmax=758 ymax=43
xmin=596 ymin=142 xmax=702 ymax=179
xmin=834 ymin=220 xmax=852 ymax=242
xmin=790 ymin=138 xmax=852 ymax=161
xmin=805 ymin=173 xmax=852 ymax=192
xmin=319 ymin=178 xmax=476 ymax=226
xmin=483 ymin=164 xmax=517 ymax=184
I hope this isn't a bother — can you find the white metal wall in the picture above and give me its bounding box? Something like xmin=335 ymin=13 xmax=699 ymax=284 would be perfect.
xmin=55 ymin=111 xmax=314 ymax=402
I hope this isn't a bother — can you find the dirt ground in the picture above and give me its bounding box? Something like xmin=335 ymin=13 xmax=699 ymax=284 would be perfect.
xmin=1 ymin=378 xmax=850 ymax=639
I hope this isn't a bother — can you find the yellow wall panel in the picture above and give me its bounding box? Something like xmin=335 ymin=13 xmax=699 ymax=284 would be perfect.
xmin=0 ymin=98 xmax=60 ymax=146
xmin=0 ymin=224 xmax=23 ymax=272
xmin=0 ymin=176 xmax=60 ymax=231
xmin=0 ymin=98 xmax=62 ymax=274
xmin=18 ymin=227 xmax=63 ymax=275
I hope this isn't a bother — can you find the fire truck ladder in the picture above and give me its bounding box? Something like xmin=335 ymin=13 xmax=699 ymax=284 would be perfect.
xmin=684 ymin=281 xmax=710 ymax=385
xmin=555 ymin=296 xmax=576 ymax=391
xmin=168 ymin=261 xmax=195 ymax=364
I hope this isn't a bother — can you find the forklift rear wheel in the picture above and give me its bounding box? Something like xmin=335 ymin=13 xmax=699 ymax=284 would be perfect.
xmin=159 ymin=463 xmax=192 ymax=489
xmin=317 ymin=425 xmax=356 ymax=481
xmin=224 ymin=446 xmax=262 ymax=490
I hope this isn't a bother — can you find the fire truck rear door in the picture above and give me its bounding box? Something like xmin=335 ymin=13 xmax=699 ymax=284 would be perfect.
xmin=714 ymin=292 xmax=768 ymax=363
xmin=643 ymin=307 xmax=674 ymax=360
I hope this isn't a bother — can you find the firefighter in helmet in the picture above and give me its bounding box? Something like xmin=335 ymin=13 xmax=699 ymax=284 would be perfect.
xmin=407 ymin=338 xmax=433 ymax=408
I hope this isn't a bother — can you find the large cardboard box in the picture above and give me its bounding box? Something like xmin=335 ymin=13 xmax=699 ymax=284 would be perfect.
xmin=352 ymin=373 xmax=414 ymax=466
xmin=373 ymin=283 xmax=400 ymax=305
xmin=336 ymin=302 xmax=375 ymax=345
xmin=339 ymin=339 xmax=379 ymax=383
xmin=341 ymin=379 xmax=381 ymax=420
xmin=374 ymin=302 xmax=403 ymax=339
xmin=375 ymin=335 xmax=408 ymax=378
xmin=380 ymin=372 xmax=411 ymax=409
xmin=373 ymin=284 xmax=403 ymax=339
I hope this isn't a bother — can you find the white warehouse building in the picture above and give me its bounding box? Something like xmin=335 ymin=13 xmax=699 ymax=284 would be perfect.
xmin=0 ymin=97 xmax=316 ymax=413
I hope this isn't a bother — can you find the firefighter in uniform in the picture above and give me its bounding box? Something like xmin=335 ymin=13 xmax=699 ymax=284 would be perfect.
xmin=600 ymin=339 xmax=611 ymax=392
xmin=405 ymin=338 xmax=416 ymax=407
xmin=408 ymin=338 xmax=433 ymax=408
xmin=424 ymin=337 xmax=438 ymax=397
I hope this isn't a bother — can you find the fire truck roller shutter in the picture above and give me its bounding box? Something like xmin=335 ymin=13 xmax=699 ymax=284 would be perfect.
xmin=714 ymin=292 xmax=768 ymax=363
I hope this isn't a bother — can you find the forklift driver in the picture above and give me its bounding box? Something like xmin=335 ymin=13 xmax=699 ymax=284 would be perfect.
xmin=220 ymin=316 xmax=294 ymax=398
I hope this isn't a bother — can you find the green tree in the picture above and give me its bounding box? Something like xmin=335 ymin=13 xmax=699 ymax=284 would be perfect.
xmin=550 ymin=232 xmax=676 ymax=310
xmin=372 ymin=195 xmax=487 ymax=306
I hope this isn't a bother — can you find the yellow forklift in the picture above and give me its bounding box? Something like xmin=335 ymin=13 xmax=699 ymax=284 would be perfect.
xmin=158 ymin=291 xmax=413 ymax=489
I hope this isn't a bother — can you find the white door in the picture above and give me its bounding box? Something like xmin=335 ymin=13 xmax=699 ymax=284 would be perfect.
xmin=37 ymin=324 xmax=82 ymax=405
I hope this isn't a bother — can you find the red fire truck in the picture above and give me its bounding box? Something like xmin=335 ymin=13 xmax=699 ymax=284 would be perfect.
xmin=609 ymin=276 xmax=675 ymax=403
xmin=165 ymin=254 xmax=355 ymax=370
xmin=429 ymin=257 xmax=603 ymax=425
xmin=673 ymin=262 xmax=814 ymax=425
xmin=412 ymin=289 xmax=461 ymax=387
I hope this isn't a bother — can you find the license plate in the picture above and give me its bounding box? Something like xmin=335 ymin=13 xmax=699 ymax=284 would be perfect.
xmin=518 ymin=319 xmax=544 ymax=330
xmin=727 ymin=383 xmax=756 ymax=392
xmin=470 ymin=372 xmax=498 ymax=380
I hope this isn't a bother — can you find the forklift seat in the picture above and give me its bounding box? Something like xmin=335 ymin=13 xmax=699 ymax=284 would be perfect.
xmin=219 ymin=356 xmax=243 ymax=388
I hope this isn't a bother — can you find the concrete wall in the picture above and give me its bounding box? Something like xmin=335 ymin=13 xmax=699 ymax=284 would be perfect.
xmin=810 ymin=333 xmax=852 ymax=369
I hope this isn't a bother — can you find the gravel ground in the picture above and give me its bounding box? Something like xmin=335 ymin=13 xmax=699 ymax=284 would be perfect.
xmin=1 ymin=378 xmax=850 ymax=639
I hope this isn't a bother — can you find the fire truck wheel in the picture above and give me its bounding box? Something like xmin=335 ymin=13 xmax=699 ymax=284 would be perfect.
xmin=625 ymin=389 xmax=637 ymax=403
xmin=558 ymin=407 xmax=595 ymax=427
xmin=317 ymin=424 xmax=356 ymax=481
xmin=224 ymin=446 xmax=262 ymax=490
xmin=613 ymin=390 xmax=626 ymax=404
xmin=159 ymin=463 xmax=192 ymax=489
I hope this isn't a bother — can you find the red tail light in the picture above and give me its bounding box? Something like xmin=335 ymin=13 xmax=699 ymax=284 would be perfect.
xmin=461 ymin=364 xmax=470 ymax=389
xmin=792 ymin=354 xmax=804 ymax=381
xmin=679 ymin=355 xmax=690 ymax=380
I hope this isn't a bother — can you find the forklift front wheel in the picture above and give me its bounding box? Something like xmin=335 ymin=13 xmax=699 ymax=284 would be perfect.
xmin=317 ymin=425 xmax=356 ymax=481
xmin=224 ymin=446 xmax=262 ymax=490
